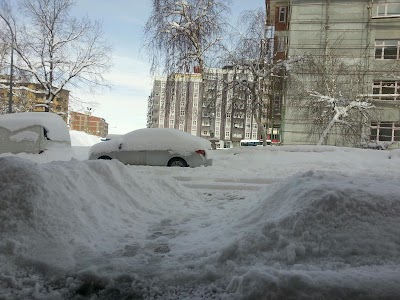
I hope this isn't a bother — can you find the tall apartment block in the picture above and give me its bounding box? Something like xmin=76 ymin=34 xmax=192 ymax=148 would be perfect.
xmin=266 ymin=0 xmax=400 ymax=146
xmin=147 ymin=68 xmax=264 ymax=148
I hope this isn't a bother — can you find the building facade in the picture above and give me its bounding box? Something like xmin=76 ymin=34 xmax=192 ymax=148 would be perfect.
xmin=147 ymin=68 xmax=264 ymax=148
xmin=268 ymin=0 xmax=400 ymax=147
xmin=0 ymin=76 xmax=70 ymax=122
xmin=69 ymin=111 xmax=108 ymax=137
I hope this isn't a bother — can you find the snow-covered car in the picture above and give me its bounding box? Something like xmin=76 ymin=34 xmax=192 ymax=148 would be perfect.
xmin=88 ymin=128 xmax=213 ymax=167
xmin=0 ymin=112 xmax=71 ymax=154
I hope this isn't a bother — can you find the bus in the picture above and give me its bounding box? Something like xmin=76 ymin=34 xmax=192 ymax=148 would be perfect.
xmin=239 ymin=139 xmax=263 ymax=147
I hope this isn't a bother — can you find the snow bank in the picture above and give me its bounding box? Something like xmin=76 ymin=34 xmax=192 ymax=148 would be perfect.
xmin=1 ymin=151 xmax=400 ymax=299
xmin=69 ymin=130 xmax=102 ymax=147
xmin=219 ymin=170 xmax=400 ymax=298
xmin=0 ymin=156 xmax=202 ymax=298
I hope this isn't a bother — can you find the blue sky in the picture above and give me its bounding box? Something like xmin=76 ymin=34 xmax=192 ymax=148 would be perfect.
xmin=72 ymin=1 xmax=264 ymax=134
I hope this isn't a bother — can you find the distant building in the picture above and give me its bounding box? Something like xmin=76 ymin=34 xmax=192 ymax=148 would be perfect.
xmin=147 ymin=68 xmax=266 ymax=148
xmin=69 ymin=111 xmax=108 ymax=137
xmin=0 ymin=76 xmax=69 ymax=122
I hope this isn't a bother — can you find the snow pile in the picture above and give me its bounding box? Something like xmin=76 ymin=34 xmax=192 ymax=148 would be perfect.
xmin=69 ymin=130 xmax=102 ymax=147
xmin=0 ymin=156 xmax=194 ymax=269
xmin=0 ymin=147 xmax=400 ymax=299
xmin=389 ymin=148 xmax=400 ymax=159
xmin=220 ymin=170 xmax=400 ymax=298
xmin=69 ymin=130 xmax=103 ymax=160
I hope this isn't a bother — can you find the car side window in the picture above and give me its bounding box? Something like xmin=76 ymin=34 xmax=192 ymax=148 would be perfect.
xmin=43 ymin=128 xmax=51 ymax=140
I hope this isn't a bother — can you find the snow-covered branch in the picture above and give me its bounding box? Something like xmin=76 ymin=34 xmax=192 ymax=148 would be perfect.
xmin=309 ymin=91 xmax=374 ymax=145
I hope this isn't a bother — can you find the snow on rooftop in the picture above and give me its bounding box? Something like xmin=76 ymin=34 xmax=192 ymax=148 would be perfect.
xmin=0 ymin=112 xmax=70 ymax=142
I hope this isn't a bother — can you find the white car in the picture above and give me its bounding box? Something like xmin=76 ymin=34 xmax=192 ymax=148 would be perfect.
xmin=0 ymin=112 xmax=71 ymax=154
xmin=88 ymin=128 xmax=213 ymax=167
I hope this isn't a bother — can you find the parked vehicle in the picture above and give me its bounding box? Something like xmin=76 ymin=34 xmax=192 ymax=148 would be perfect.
xmin=88 ymin=128 xmax=213 ymax=167
xmin=240 ymin=139 xmax=265 ymax=146
xmin=0 ymin=112 xmax=71 ymax=154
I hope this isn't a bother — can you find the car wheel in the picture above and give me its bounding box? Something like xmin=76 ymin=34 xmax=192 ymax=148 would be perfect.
xmin=98 ymin=156 xmax=112 ymax=160
xmin=168 ymin=158 xmax=188 ymax=167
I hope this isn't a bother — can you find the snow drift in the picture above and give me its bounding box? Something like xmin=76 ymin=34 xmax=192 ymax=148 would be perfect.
xmin=1 ymin=152 xmax=400 ymax=299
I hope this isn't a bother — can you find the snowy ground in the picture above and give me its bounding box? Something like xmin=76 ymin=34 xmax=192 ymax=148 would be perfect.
xmin=1 ymin=131 xmax=400 ymax=299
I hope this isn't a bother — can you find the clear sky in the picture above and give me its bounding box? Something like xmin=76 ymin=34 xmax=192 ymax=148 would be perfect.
xmin=71 ymin=1 xmax=265 ymax=134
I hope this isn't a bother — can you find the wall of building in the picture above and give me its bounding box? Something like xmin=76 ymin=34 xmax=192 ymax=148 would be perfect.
xmin=283 ymin=0 xmax=400 ymax=147
xmin=69 ymin=111 xmax=109 ymax=137
xmin=0 ymin=78 xmax=70 ymax=122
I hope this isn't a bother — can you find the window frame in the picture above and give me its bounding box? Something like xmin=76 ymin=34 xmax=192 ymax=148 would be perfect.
xmin=376 ymin=1 xmax=400 ymax=17
xmin=370 ymin=121 xmax=400 ymax=142
xmin=372 ymin=80 xmax=400 ymax=101
xmin=278 ymin=7 xmax=287 ymax=23
xmin=375 ymin=40 xmax=400 ymax=60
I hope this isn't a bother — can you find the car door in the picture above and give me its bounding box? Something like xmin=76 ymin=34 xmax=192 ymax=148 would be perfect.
xmin=116 ymin=143 xmax=146 ymax=165
xmin=145 ymin=150 xmax=172 ymax=166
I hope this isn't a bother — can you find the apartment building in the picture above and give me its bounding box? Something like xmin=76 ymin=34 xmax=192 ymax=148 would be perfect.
xmin=0 ymin=77 xmax=70 ymax=122
xmin=267 ymin=0 xmax=400 ymax=147
xmin=147 ymin=68 xmax=262 ymax=148
xmin=69 ymin=111 xmax=108 ymax=137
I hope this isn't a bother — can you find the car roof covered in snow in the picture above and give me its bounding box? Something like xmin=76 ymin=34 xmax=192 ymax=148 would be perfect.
xmin=0 ymin=112 xmax=70 ymax=142
xmin=90 ymin=128 xmax=211 ymax=156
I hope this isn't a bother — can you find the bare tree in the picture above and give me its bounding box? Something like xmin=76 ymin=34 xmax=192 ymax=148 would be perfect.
xmin=288 ymin=48 xmax=375 ymax=147
xmin=223 ymin=9 xmax=298 ymax=145
xmin=0 ymin=0 xmax=112 ymax=112
xmin=144 ymin=0 xmax=230 ymax=75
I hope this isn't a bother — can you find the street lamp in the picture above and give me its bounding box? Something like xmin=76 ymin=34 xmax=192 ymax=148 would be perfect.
xmin=0 ymin=15 xmax=14 ymax=114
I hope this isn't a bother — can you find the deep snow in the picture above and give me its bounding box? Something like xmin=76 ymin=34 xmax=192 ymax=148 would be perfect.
xmin=1 ymin=131 xmax=400 ymax=299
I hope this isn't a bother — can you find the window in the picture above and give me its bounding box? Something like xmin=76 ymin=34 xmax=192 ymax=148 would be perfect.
xmin=192 ymin=120 xmax=197 ymax=126
xmin=376 ymin=1 xmax=400 ymax=17
xmin=226 ymin=112 xmax=231 ymax=118
xmin=169 ymin=119 xmax=174 ymax=125
xmin=373 ymin=81 xmax=400 ymax=100
xmin=225 ymin=131 xmax=230 ymax=138
xmin=375 ymin=40 xmax=400 ymax=59
xmin=277 ymin=36 xmax=287 ymax=52
xmin=245 ymin=132 xmax=250 ymax=138
xmin=202 ymin=120 xmax=210 ymax=126
xmin=279 ymin=7 xmax=287 ymax=23
xmin=370 ymin=121 xmax=400 ymax=142
xmin=180 ymin=109 xmax=185 ymax=116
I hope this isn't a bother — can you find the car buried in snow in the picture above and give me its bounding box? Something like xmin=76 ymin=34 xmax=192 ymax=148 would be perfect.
xmin=88 ymin=128 xmax=213 ymax=167
xmin=0 ymin=112 xmax=71 ymax=155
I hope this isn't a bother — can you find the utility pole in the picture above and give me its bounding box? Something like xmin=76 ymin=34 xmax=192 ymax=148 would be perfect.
xmin=0 ymin=15 xmax=14 ymax=113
